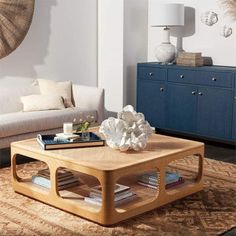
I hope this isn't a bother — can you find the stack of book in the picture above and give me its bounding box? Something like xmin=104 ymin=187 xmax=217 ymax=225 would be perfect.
xmin=138 ymin=171 xmax=184 ymax=189
xmin=176 ymin=52 xmax=203 ymax=67
xmin=84 ymin=184 xmax=137 ymax=206
xmin=32 ymin=168 xmax=79 ymax=190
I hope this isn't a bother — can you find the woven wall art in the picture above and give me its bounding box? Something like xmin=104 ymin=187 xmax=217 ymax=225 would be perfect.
xmin=0 ymin=0 xmax=35 ymax=59
xmin=220 ymin=0 xmax=236 ymax=21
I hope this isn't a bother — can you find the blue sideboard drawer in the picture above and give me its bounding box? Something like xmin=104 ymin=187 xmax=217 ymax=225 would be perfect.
xmin=168 ymin=69 xmax=233 ymax=88
xmin=168 ymin=69 xmax=198 ymax=84
xmin=199 ymin=71 xmax=233 ymax=88
xmin=138 ymin=66 xmax=167 ymax=81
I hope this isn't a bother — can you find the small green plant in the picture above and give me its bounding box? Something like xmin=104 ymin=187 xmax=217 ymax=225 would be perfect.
xmin=73 ymin=115 xmax=94 ymax=133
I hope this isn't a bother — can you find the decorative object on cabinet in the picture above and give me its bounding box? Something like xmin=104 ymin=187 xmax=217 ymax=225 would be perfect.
xmin=99 ymin=105 xmax=152 ymax=151
xmin=176 ymin=52 xmax=204 ymax=67
xmin=220 ymin=0 xmax=236 ymax=21
xmin=0 ymin=0 xmax=35 ymax=59
xmin=137 ymin=63 xmax=236 ymax=143
xmin=220 ymin=25 xmax=233 ymax=37
xmin=201 ymin=11 xmax=218 ymax=26
xmin=149 ymin=3 xmax=184 ymax=64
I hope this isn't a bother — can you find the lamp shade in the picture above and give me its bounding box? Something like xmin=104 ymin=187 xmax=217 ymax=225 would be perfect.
xmin=150 ymin=3 xmax=184 ymax=27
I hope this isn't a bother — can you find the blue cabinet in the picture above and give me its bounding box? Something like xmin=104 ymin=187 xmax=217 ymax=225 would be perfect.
xmin=233 ymin=91 xmax=236 ymax=140
xmin=137 ymin=63 xmax=236 ymax=143
xmin=137 ymin=79 xmax=166 ymax=128
xmin=166 ymin=84 xmax=197 ymax=133
xmin=197 ymin=87 xmax=233 ymax=140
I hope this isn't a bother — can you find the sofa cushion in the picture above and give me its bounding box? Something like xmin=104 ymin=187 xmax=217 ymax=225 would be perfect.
xmin=37 ymin=79 xmax=73 ymax=108
xmin=21 ymin=94 xmax=65 ymax=112
xmin=0 ymin=108 xmax=97 ymax=139
xmin=0 ymin=79 xmax=40 ymax=115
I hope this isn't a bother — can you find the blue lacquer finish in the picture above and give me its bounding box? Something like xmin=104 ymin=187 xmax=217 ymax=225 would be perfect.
xmin=166 ymin=84 xmax=197 ymax=133
xmin=136 ymin=63 xmax=236 ymax=143
xmin=197 ymin=87 xmax=233 ymax=140
xmin=137 ymin=80 xmax=166 ymax=128
xmin=233 ymin=91 xmax=236 ymax=141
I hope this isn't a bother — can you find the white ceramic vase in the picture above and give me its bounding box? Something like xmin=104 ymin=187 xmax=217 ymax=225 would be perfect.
xmin=155 ymin=42 xmax=176 ymax=64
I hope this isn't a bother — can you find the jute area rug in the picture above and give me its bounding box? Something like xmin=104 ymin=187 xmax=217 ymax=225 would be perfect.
xmin=0 ymin=157 xmax=235 ymax=236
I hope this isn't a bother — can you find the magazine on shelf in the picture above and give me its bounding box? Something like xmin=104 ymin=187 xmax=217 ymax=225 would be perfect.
xmin=138 ymin=177 xmax=185 ymax=190
xmin=84 ymin=193 xmax=137 ymax=207
xmin=32 ymin=175 xmax=79 ymax=190
xmin=90 ymin=190 xmax=134 ymax=202
xmin=37 ymin=168 xmax=74 ymax=180
xmin=32 ymin=168 xmax=80 ymax=190
xmin=138 ymin=171 xmax=185 ymax=189
xmin=85 ymin=183 xmax=136 ymax=206
xmin=90 ymin=184 xmax=130 ymax=195
xmin=36 ymin=132 xmax=105 ymax=150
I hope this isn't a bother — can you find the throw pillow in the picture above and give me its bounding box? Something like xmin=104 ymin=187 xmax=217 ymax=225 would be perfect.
xmin=21 ymin=94 xmax=65 ymax=112
xmin=37 ymin=79 xmax=73 ymax=107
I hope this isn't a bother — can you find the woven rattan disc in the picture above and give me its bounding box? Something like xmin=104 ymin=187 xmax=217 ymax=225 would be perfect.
xmin=0 ymin=0 xmax=35 ymax=59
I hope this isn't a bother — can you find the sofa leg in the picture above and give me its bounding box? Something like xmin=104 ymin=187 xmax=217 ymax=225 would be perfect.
xmin=0 ymin=148 xmax=11 ymax=168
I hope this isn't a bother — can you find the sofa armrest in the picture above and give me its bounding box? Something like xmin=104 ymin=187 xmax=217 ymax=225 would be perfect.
xmin=72 ymin=84 xmax=104 ymax=124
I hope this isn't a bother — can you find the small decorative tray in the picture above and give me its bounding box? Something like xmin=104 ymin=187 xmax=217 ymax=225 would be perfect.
xmin=37 ymin=132 xmax=105 ymax=150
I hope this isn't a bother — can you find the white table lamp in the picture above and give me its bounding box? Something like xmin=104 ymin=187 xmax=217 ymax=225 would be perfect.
xmin=150 ymin=3 xmax=184 ymax=63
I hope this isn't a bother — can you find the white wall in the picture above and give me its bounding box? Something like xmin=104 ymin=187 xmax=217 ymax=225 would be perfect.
xmin=148 ymin=0 xmax=236 ymax=66
xmin=98 ymin=0 xmax=125 ymax=113
xmin=98 ymin=0 xmax=148 ymax=113
xmin=0 ymin=0 xmax=97 ymax=86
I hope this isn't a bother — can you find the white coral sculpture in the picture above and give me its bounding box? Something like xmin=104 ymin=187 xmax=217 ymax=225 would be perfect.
xmin=99 ymin=105 xmax=153 ymax=151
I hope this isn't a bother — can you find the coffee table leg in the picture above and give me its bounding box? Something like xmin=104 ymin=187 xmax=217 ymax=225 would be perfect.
xmin=99 ymin=172 xmax=116 ymax=225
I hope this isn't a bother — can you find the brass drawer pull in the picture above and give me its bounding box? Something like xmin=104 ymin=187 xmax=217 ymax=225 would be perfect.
xmin=198 ymin=92 xmax=203 ymax=96
xmin=149 ymin=72 xmax=154 ymax=76
xmin=160 ymin=87 xmax=164 ymax=92
xmin=212 ymin=77 xmax=217 ymax=81
xmin=192 ymin=91 xmax=196 ymax=95
xmin=180 ymin=74 xmax=184 ymax=78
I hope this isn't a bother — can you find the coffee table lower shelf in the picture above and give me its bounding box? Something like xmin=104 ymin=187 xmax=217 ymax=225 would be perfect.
xmin=11 ymin=138 xmax=204 ymax=226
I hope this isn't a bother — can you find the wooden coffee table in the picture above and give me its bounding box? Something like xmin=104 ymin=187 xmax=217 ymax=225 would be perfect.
xmin=11 ymin=131 xmax=204 ymax=226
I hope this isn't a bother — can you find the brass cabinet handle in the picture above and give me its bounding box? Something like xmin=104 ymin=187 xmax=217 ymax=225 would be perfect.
xmin=149 ymin=72 xmax=154 ymax=76
xmin=180 ymin=74 xmax=184 ymax=78
xmin=160 ymin=87 xmax=164 ymax=92
xmin=212 ymin=77 xmax=217 ymax=81
xmin=192 ymin=91 xmax=196 ymax=95
xmin=198 ymin=92 xmax=203 ymax=96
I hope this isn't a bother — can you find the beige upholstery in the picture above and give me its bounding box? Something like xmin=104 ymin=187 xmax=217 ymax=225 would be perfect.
xmin=0 ymin=108 xmax=97 ymax=139
xmin=21 ymin=94 xmax=65 ymax=111
xmin=72 ymin=84 xmax=104 ymax=124
xmin=0 ymin=82 xmax=104 ymax=149
xmin=37 ymin=79 xmax=73 ymax=108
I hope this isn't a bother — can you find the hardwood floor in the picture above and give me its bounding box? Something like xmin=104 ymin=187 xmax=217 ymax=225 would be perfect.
xmin=205 ymin=143 xmax=236 ymax=164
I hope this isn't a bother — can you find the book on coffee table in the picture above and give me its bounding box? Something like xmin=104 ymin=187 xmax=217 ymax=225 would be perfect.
xmin=37 ymin=132 xmax=105 ymax=150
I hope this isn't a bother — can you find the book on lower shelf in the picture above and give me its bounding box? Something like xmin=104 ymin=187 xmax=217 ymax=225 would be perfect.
xmin=84 ymin=184 xmax=137 ymax=206
xmin=32 ymin=168 xmax=80 ymax=190
xmin=138 ymin=171 xmax=185 ymax=189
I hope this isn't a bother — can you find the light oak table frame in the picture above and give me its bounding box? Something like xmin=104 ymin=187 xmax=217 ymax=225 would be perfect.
xmin=11 ymin=133 xmax=204 ymax=226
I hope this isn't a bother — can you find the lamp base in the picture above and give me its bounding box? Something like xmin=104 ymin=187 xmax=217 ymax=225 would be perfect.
xmin=155 ymin=42 xmax=176 ymax=64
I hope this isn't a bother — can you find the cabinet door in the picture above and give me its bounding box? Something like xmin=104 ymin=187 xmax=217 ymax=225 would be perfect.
xmin=166 ymin=84 xmax=197 ymax=133
xmin=197 ymin=87 xmax=233 ymax=140
xmin=232 ymin=91 xmax=236 ymax=141
xmin=137 ymin=80 xmax=166 ymax=128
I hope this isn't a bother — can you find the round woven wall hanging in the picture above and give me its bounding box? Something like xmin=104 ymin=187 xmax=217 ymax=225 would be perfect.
xmin=0 ymin=0 xmax=35 ymax=59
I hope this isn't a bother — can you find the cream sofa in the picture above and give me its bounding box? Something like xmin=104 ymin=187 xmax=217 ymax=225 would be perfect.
xmin=0 ymin=78 xmax=104 ymax=150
